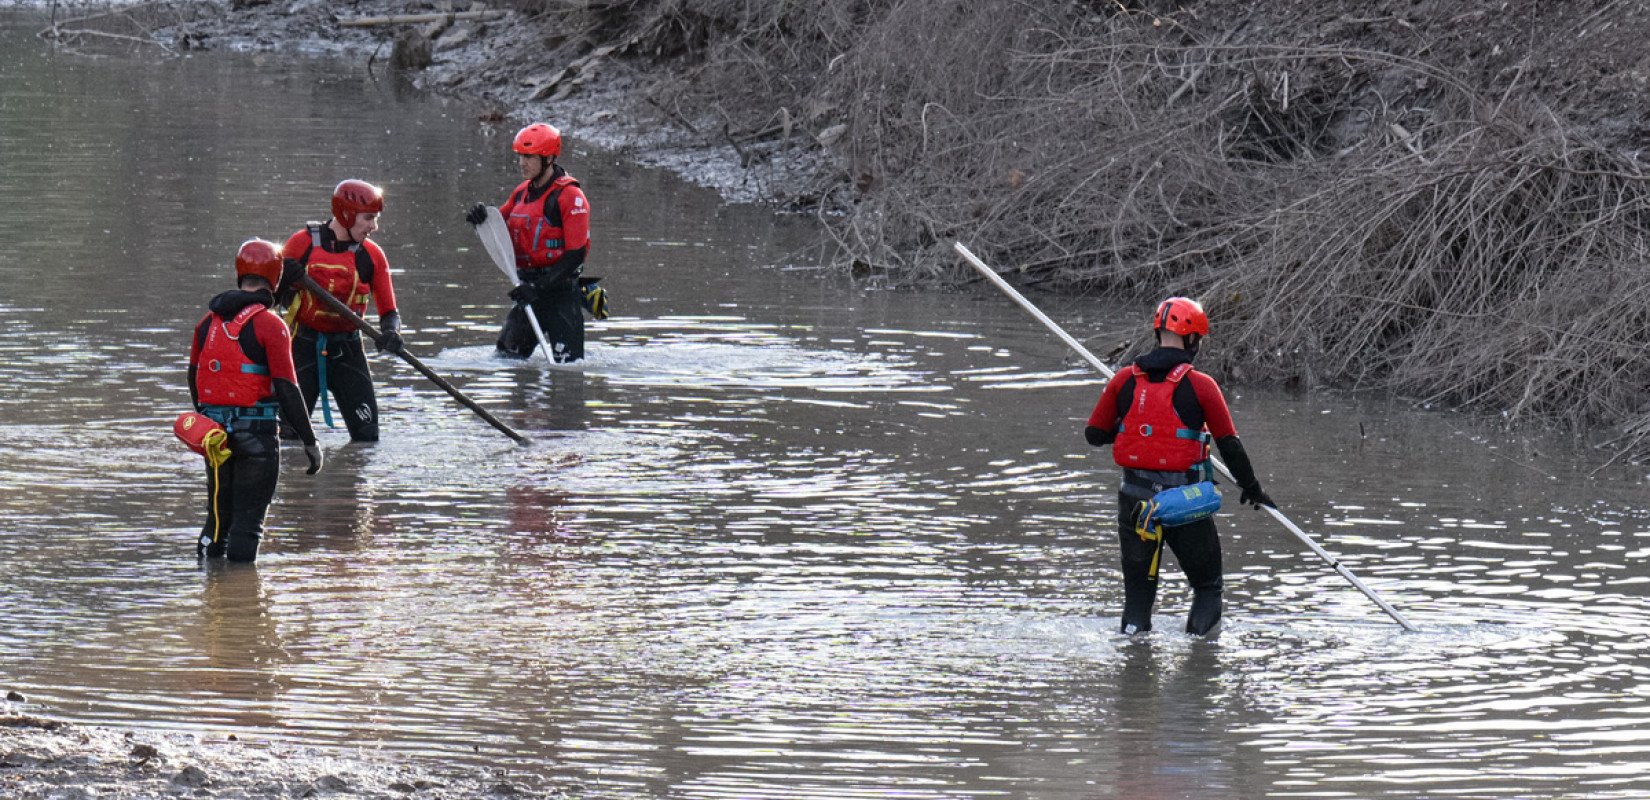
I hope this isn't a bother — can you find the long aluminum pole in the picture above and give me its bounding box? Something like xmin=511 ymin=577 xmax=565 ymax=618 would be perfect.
xmin=295 ymin=274 xmax=530 ymax=445
xmin=954 ymin=241 xmax=1418 ymax=631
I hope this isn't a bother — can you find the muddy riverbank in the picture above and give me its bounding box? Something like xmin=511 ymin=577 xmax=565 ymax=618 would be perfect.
xmin=28 ymin=0 xmax=828 ymax=208
xmin=36 ymin=0 xmax=1650 ymax=451
xmin=1 ymin=711 xmax=563 ymax=799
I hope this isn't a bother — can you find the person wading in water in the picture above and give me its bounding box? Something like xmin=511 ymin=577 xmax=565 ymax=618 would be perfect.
xmin=188 ymin=239 xmax=322 ymax=562
xmin=466 ymin=122 xmax=594 ymax=363
xmin=279 ymin=179 xmax=403 ymax=442
xmin=1084 ymin=297 xmax=1276 ymax=636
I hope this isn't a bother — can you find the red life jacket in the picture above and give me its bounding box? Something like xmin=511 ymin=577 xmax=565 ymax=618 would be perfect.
xmin=1112 ymin=363 xmax=1211 ymax=472
xmin=196 ymin=304 xmax=276 ymax=407
xmin=506 ymin=174 xmax=581 ymax=270
xmin=292 ymin=223 xmax=374 ymax=333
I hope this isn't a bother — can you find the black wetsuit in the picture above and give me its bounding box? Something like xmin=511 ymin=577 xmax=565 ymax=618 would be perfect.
xmin=1087 ymin=346 xmax=1266 ymax=635
xmin=495 ymin=165 xmax=589 ymax=362
xmin=190 ymin=289 xmax=316 ymax=562
xmin=291 ymin=326 xmax=380 ymax=441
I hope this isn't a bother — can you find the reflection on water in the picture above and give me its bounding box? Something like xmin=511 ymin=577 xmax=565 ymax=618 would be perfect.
xmin=5 ymin=12 xmax=1650 ymax=800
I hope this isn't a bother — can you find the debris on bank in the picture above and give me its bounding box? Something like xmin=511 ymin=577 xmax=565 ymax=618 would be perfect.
xmin=0 ymin=711 xmax=565 ymax=799
xmin=29 ymin=0 xmax=1650 ymax=446
xmin=27 ymin=0 xmax=828 ymax=208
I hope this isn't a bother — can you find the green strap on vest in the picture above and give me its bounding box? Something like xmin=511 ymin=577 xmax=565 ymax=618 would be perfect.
xmin=200 ymin=401 xmax=278 ymax=433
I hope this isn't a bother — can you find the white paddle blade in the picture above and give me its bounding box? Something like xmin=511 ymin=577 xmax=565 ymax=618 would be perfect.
xmin=480 ymin=206 xmax=553 ymax=361
xmin=475 ymin=206 xmax=518 ymax=284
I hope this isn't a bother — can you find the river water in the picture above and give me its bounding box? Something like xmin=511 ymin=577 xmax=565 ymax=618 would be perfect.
xmin=5 ymin=14 xmax=1650 ymax=800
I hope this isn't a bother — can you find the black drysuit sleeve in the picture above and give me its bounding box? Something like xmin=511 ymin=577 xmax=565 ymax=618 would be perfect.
xmin=1215 ymin=435 xmax=1260 ymax=490
xmin=274 ymin=379 xmax=317 ymax=447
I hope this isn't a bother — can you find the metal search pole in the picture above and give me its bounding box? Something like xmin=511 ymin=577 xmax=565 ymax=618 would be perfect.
xmin=294 ymin=274 xmax=530 ymax=445
xmin=953 ymin=241 xmax=1418 ymax=631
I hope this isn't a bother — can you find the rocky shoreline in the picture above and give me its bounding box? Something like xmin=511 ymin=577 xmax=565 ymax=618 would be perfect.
xmin=22 ymin=0 xmax=829 ymax=207
xmin=4 ymin=5 xmax=798 ymax=797
xmin=1 ymin=711 xmax=562 ymax=799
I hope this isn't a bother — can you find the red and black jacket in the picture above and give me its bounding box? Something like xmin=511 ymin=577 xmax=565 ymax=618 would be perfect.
xmin=1086 ymin=347 xmax=1261 ymax=490
xmin=189 ymin=289 xmax=315 ymax=444
xmin=281 ymin=223 xmax=397 ymax=334
xmin=500 ymin=165 xmax=589 ymax=283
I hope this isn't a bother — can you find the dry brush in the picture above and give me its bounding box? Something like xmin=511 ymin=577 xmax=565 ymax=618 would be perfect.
xmin=523 ymin=0 xmax=1650 ymax=453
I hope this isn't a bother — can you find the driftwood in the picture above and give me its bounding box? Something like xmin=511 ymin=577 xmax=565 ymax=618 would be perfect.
xmin=529 ymin=42 xmax=624 ymax=101
xmin=37 ymin=0 xmax=198 ymax=51
xmin=41 ymin=27 xmax=175 ymax=53
xmin=340 ymin=10 xmax=507 ymax=27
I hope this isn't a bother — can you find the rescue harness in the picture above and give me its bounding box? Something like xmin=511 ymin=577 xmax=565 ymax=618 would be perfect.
xmin=1111 ymin=362 xmax=1212 ymax=473
xmin=1112 ymin=361 xmax=1222 ymax=580
xmin=288 ymin=222 xmax=375 ymax=334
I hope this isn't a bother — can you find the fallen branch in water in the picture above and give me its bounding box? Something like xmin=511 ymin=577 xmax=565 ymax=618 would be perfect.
xmin=39 ymin=26 xmax=176 ymax=54
xmin=339 ymin=10 xmax=508 ymax=27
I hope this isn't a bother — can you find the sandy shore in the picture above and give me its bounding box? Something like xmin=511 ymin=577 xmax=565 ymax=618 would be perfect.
xmin=1 ymin=711 xmax=563 ymax=799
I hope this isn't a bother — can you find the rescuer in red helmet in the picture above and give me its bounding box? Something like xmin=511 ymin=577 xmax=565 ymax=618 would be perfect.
xmin=278 ymin=179 xmax=403 ymax=441
xmin=1083 ymin=297 xmax=1275 ymax=636
xmin=465 ymin=122 xmax=594 ymax=362
xmin=188 ymin=239 xmax=323 ymax=562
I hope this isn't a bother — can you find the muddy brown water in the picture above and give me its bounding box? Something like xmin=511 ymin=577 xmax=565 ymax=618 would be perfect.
xmin=5 ymin=14 xmax=1650 ymax=800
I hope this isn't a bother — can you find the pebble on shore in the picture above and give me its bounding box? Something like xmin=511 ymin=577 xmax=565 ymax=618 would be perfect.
xmin=1 ymin=712 xmax=562 ymax=800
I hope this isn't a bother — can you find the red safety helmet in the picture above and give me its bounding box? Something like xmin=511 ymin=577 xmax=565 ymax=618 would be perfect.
xmin=331 ymin=179 xmax=384 ymax=229
xmin=512 ymin=123 xmax=561 ymax=158
xmin=235 ymin=238 xmax=284 ymax=289
xmin=1152 ymin=297 xmax=1209 ymax=337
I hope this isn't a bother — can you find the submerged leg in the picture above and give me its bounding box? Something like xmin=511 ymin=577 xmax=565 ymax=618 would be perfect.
xmin=1167 ymin=517 xmax=1224 ymax=635
xmin=1116 ymin=494 xmax=1158 ymax=633
xmin=224 ymin=430 xmax=280 ymax=563
xmin=537 ymin=290 xmax=585 ymax=363
xmin=199 ymin=457 xmax=231 ymax=558
xmin=495 ymin=304 xmax=540 ymax=359
xmin=326 ymin=338 xmax=379 ymax=442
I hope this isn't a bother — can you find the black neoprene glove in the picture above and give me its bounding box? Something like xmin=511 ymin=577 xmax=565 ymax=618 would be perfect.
xmin=509 ymin=283 xmax=540 ymax=305
xmin=279 ymin=258 xmax=304 ymax=289
xmin=1239 ymin=484 xmax=1276 ymax=510
xmin=465 ymin=203 xmax=488 ymax=225
xmin=376 ymin=311 xmax=404 ymax=354
xmin=304 ymin=442 xmax=323 ymax=475
xmin=273 ymin=258 xmax=305 ymax=307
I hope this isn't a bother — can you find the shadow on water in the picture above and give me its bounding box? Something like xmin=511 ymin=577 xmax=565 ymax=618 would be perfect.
xmin=6 ymin=11 xmax=1650 ymax=800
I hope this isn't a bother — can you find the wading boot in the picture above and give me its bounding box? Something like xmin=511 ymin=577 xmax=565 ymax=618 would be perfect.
xmin=1186 ymin=589 xmax=1223 ymax=636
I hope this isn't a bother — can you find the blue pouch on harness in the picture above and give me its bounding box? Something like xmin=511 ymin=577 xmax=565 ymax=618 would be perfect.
xmin=1135 ymin=481 xmax=1222 ymax=542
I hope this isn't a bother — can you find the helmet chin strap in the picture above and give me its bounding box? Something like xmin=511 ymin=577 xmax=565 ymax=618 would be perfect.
xmin=331 ymin=217 xmax=356 ymax=244
xmin=531 ymin=156 xmax=555 ymax=186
